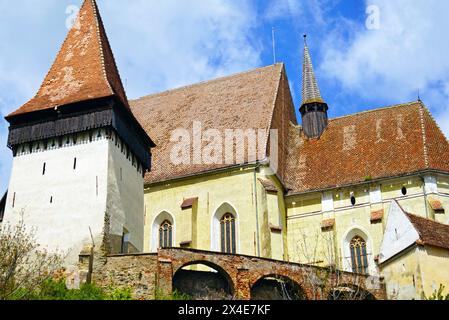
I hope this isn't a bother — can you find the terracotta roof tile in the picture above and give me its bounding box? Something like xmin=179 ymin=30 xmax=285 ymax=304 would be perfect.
xmin=406 ymin=213 xmax=449 ymax=250
xmin=130 ymin=64 xmax=284 ymax=185
xmin=371 ymin=209 xmax=384 ymax=222
xmin=181 ymin=197 xmax=198 ymax=209
xmin=7 ymin=0 xmax=129 ymax=118
xmin=285 ymin=101 xmax=449 ymax=194
xmin=428 ymin=198 xmax=445 ymax=212
xmin=321 ymin=219 xmax=335 ymax=229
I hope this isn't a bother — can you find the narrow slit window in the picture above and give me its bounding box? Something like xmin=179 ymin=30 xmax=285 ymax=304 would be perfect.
xmin=42 ymin=163 xmax=46 ymax=175
xmin=12 ymin=192 xmax=16 ymax=208
xmin=73 ymin=158 xmax=77 ymax=170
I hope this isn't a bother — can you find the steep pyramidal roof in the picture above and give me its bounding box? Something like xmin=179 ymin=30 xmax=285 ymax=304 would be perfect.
xmin=301 ymin=36 xmax=324 ymax=106
xmin=7 ymin=0 xmax=129 ymax=118
xmin=285 ymin=101 xmax=449 ymax=194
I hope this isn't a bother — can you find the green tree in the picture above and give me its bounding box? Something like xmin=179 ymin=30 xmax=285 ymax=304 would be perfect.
xmin=0 ymin=217 xmax=62 ymax=300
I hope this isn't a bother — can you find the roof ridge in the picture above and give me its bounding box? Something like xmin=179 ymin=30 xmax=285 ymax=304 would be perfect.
xmin=329 ymin=101 xmax=420 ymax=121
xmin=418 ymin=102 xmax=430 ymax=168
xmin=91 ymin=0 xmax=113 ymax=95
xmin=419 ymin=100 xmax=449 ymax=146
xmin=264 ymin=63 xmax=285 ymax=157
xmin=34 ymin=5 xmax=81 ymax=100
xmin=406 ymin=212 xmax=449 ymax=228
xmin=131 ymin=63 xmax=284 ymax=102
xmin=92 ymin=0 xmax=130 ymax=108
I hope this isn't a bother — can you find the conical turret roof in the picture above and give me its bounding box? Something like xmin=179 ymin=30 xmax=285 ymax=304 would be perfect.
xmin=301 ymin=36 xmax=324 ymax=106
xmin=8 ymin=0 xmax=129 ymax=118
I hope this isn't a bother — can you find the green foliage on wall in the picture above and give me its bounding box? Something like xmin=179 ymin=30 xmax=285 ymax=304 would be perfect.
xmin=11 ymin=279 xmax=133 ymax=300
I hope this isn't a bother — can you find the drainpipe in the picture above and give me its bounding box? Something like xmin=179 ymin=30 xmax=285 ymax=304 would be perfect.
xmin=253 ymin=164 xmax=261 ymax=257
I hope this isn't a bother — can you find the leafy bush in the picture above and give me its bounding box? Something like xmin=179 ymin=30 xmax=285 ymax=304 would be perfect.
xmin=424 ymin=284 xmax=449 ymax=300
xmin=21 ymin=279 xmax=133 ymax=300
xmin=155 ymin=288 xmax=191 ymax=300
xmin=0 ymin=217 xmax=62 ymax=300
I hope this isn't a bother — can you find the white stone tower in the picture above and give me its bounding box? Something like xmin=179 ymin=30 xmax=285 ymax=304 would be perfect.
xmin=2 ymin=0 xmax=155 ymax=264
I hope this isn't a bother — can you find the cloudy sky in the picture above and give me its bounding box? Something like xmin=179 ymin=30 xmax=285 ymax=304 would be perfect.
xmin=1 ymin=0 xmax=449 ymax=193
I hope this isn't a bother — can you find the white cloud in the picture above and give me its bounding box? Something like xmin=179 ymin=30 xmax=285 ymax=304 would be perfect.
xmin=0 ymin=0 xmax=262 ymax=192
xmin=320 ymin=0 xmax=449 ymax=137
xmin=100 ymin=0 xmax=261 ymax=98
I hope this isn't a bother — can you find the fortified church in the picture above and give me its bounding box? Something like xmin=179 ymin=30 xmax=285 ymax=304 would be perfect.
xmin=2 ymin=0 xmax=449 ymax=300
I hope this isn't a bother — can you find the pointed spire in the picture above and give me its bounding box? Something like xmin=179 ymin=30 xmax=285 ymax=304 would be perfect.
xmin=299 ymin=35 xmax=328 ymax=138
xmin=301 ymin=34 xmax=324 ymax=106
xmin=8 ymin=0 xmax=129 ymax=117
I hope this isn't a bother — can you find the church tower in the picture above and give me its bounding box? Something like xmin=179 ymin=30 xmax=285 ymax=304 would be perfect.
xmin=300 ymin=35 xmax=329 ymax=138
xmin=2 ymin=0 xmax=155 ymax=262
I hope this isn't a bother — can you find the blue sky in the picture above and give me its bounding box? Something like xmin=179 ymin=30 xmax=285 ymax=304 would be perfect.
xmin=1 ymin=0 xmax=449 ymax=193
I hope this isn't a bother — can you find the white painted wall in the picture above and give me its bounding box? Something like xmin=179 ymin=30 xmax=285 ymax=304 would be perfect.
xmin=3 ymin=130 xmax=145 ymax=264
xmin=106 ymin=136 xmax=144 ymax=252
xmin=321 ymin=191 xmax=334 ymax=212
xmin=378 ymin=201 xmax=420 ymax=264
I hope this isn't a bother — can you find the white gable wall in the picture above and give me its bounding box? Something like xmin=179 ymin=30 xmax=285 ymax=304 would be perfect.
xmin=378 ymin=201 xmax=420 ymax=264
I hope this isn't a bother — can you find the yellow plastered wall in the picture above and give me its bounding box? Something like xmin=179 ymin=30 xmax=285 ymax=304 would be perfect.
xmin=380 ymin=245 xmax=449 ymax=300
xmin=418 ymin=246 xmax=449 ymax=298
xmin=286 ymin=176 xmax=447 ymax=275
xmin=143 ymin=166 xmax=286 ymax=259
xmin=380 ymin=247 xmax=423 ymax=300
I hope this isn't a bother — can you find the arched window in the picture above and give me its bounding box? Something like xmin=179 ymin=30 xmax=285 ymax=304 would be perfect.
xmin=220 ymin=213 xmax=236 ymax=254
xmin=159 ymin=220 xmax=173 ymax=248
xmin=350 ymin=236 xmax=368 ymax=274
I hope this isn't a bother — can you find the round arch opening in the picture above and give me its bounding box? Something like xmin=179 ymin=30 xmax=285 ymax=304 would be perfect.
xmin=173 ymin=261 xmax=234 ymax=300
xmin=250 ymin=275 xmax=307 ymax=300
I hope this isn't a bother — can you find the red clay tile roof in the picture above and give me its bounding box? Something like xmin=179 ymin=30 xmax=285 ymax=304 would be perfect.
xmin=7 ymin=0 xmax=129 ymax=118
xmin=130 ymin=64 xmax=284 ymax=185
xmin=406 ymin=213 xmax=449 ymax=250
xmin=321 ymin=219 xmax=335 ymax=229
xmin=428 ymin=198 xmax=445 ymax=212
xmin=285 ymin=101 xmax=449 ymax=194
xmin=181 ymin=197 xmax=198 ymax=209
xmin=371 ymin=209 xmax=384 ymax=222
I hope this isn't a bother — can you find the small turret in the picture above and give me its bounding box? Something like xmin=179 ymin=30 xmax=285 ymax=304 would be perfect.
xmin=300 ymin=35 xmax=329 ymax=139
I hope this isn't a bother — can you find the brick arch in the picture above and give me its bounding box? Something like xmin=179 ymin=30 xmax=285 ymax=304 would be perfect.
xmin=172 ymin=260 xmax=236 ymax=296
xmin=250 ymin=273 xmax=308 ymax=300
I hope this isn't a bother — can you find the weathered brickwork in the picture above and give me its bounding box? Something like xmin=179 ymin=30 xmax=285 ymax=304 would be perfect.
xmin=89 ymin=248 xmax=386 ymax=300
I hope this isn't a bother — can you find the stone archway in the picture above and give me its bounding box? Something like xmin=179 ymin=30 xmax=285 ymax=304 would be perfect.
xmin=173 ymin=261 xmax=234 ymax=300
xmin=250 ymin=274 xmax=307 ymax=300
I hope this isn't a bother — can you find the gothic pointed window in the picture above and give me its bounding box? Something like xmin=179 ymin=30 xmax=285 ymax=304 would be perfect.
xmin=350 ymin=236 xmax=368 ymax=274
xmin=220 ymin=213 xmax=236 ymax=254
xmin=159 ymin=220 xmax=173 ymax=248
